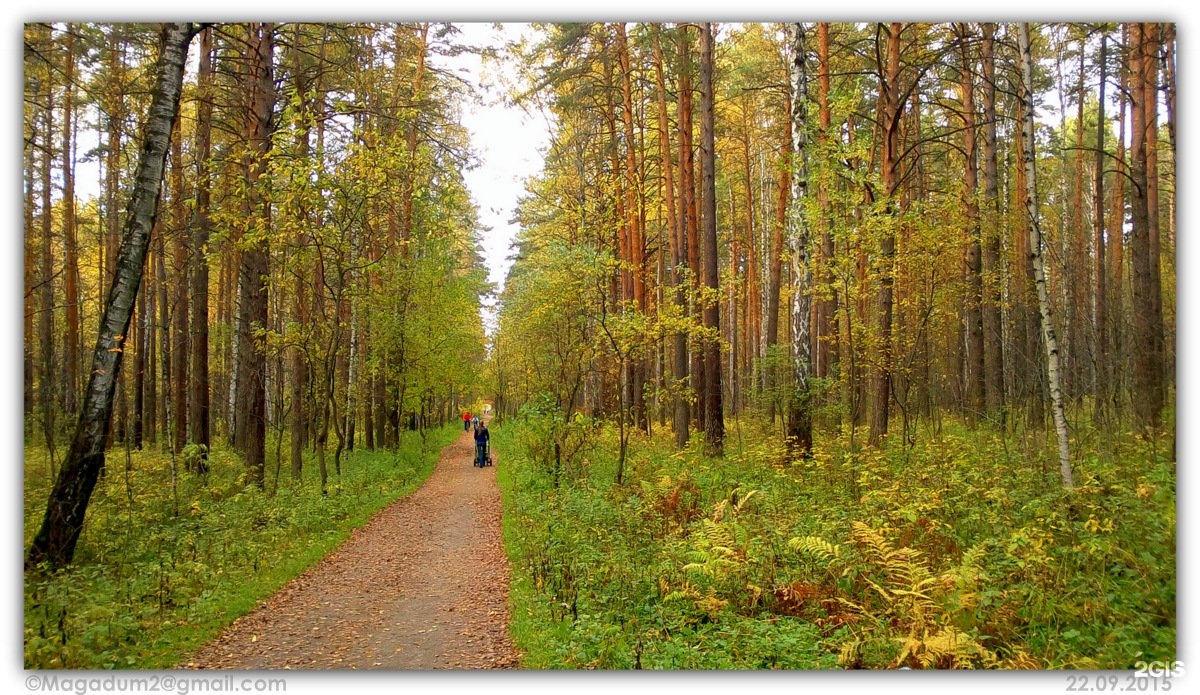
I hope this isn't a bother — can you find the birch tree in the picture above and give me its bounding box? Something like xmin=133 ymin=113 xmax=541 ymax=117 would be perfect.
xmin=1017 ymin=22 xmax=1073 ymax=490
xmin=27 ymin=22 xmax=201 ymax=569
xmin=785 ymin=22 xmax=814 ymax=457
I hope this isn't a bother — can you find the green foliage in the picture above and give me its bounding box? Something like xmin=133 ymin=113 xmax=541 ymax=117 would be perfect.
xmin=496 ymin=415 xmax=1175 ymax=669
xmin=514 ymin=394 xmax=599 ymax=488
xmin=23 ymin=425 xmax=458 ymax=669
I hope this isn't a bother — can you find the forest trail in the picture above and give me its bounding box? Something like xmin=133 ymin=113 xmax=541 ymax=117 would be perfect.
xmin=184 ymin=422 xmax=518 ymax=669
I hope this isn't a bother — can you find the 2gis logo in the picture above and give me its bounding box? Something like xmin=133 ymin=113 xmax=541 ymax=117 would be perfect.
xmin=1134 ymin=660 xmax=1185 ymax=678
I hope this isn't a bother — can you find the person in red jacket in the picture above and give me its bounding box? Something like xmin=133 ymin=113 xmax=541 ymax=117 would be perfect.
xmin=462 ymin=411 xmax=472 ymax=431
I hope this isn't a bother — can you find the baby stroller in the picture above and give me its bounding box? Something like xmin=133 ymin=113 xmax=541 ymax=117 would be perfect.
xmin=474 ymin=440 xmax=493 ymax=467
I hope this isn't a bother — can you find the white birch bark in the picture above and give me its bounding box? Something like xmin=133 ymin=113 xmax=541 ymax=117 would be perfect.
xmin=1018 ymin=23 xmax=1074 ymax=490
xmin=786 ymin=22 xmax=814 ymax=455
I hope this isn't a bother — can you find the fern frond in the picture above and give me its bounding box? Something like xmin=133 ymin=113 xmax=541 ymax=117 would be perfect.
xmin=837 ymin=636 xmax=862 ymax=667
xmin=733 ymin=489 xmax=759 ymax=514
xmin=711 ymin=498 xmax=729 ymax=522
xmin=850 ymin=521 xmax=896 ymax=566
xmin=787 ymin=536 xmax=841 ymax=564
xmin=895 ymin=626 xmax=997 ymax=669
xmin=863 ymin=575 xmax=892 ymax=601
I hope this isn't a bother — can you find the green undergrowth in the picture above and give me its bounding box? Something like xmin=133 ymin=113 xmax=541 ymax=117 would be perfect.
xmin=23 ymin=424 xmax=459 ymax=669
xmin=494 ymin=410 xmax=1175 ymax=670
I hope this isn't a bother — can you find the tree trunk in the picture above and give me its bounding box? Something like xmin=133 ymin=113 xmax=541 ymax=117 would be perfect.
xmin=678 ymin=27 xmax=703 ymax=434
xmin=155 ymin=203 xmax=169 ymax=445
xmin=170 ymin=110 xmax=189 ymax=454
xmin=1128 ymin=22 xmax=1164 ymax=432
xmin=764 ymin=80 xmax=791 ymax=426
xmin=815 ymin=22 xmax=838 ymax=384
xmin=617 ymin=22 xmax=648 ymax=432
xmin=980 ymin=23 xmax=1005 ymax=418
xmin=1092 ymin=32 xmax=1108 ymax=422
xmin=290 ymin=24 xmax=311 ymax=480
xmin=958 ymin=24 xmax=985 ymax=420
xmin=1143 ymin=24 xmax=1165 ymax=416
xmin=27 ymin=22 xmax=199 ymax=570
xmin=1012 ymin=80 xmax=1043 ymax=428
xmin=133 ymin=245 xmax=148 ymax=449
xmin=104 ymin=28 xmax=128 ymax=448
xmin=1161 ymin=24 xmax=1175 ymax=152
xmin=869 ymin=23 xmax=903 ymax=447
xmin=652 ymin=26 xmax=689 ymax=449
xmin=1018 ymin=22 xmax=1073 ymax=490
xmin=39 ymin=51 xmax=57 ymax=453
xmin=785 ymin=22 xmax=814 ymax=458
xmin=188 ymin=26 xmax=214 ymax=470
xmin=62 ymin=26 xmax=81 ymax=416
xmin=1108 ymin=44 xmax=1127 ymax=416
xmin=698 ymin=22 xmax=724 ymax=456
xmin=1069 ymin=36 xmax=1088 ymax=400
xmin=24 ymin=93 xmax=36 ymax=422
xmin=233 ymin=22 xmax=274 ymax=488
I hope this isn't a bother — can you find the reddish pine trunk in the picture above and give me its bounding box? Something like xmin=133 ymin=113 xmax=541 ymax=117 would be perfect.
xmin=233 ymin=22 xmax=274 ymax=487
xmin=869 ymin=23 xmax=902 ymax=447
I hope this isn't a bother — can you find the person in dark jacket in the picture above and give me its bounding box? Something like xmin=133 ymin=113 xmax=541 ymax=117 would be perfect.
xmin=474 ymin=420 xmax=490 ymax=466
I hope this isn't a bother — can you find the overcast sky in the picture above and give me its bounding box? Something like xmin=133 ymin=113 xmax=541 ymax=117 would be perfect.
xmin=438 ymin=23 xmax=552 ymax=331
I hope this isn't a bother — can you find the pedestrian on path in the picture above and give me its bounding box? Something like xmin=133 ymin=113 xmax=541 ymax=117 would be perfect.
xmin=474 ymin=420 xmax=490 ymax=467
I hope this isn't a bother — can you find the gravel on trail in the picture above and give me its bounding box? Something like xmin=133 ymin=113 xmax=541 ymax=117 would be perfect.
xmin=183 ymin=425 xmax=519 ymax=670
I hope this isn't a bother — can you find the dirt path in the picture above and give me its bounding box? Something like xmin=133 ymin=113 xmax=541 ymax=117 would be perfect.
xmin=184 ymin=425 xmax=518 ymax=670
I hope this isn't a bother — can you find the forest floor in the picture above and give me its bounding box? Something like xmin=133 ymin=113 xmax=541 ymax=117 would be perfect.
xmin=182 ymin=421 xmax=518 ymax=669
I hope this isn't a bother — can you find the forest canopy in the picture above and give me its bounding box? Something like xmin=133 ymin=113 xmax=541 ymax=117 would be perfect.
xmin=22 ymin=21 xmax=1175 ymax=673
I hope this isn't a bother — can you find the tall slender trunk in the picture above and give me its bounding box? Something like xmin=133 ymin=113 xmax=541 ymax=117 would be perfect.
xmin=653 ymin=26 xmax=689 ymax=448
xmin=765 ymin=87 xmax=791 ymax=426
xmin=155 ymin=196 xmax=170 ymax=446
xmin=234 ymin=22 xmax=274 ymax=488
xmin=39 ymin=54 xmax=57 ymax=451
xmin=1142 ymin=24 xmax=1164 ymax=408
xmin=1018 ymin=22 xmax=1073 ymax=490
xmin=105 ymin=29 xmax=127 ymax=447
xmin=958 ymin=24 xmax=984 ymax=419
xmin=869 ymin=23 xmax=903 ymax=447
xmin=698 ymin=22 xmax=723 ymax=455
xmin=1108 ymin=42 xmax=1127 ymax=415
xmin=1128 ymin=23 xmax=1163 ymax=432
xmin=62 ymin=26 xmax=80 ymax=416
xmin=786 ymin=22 xmax=814 ymax=457
xmin=170 ymin=111 xmax=189 ymax=453
xmin=678 ymin=27 xmax=702 ymax=433
xmin=1012 ymin=83 xmax=1043 ymax=427
xmin=290 ymin=24 xmax=311 ymax=479
xmin=815 ymin=22 xmax=838 ymax=384
xmin=24 ymin=100 xmax=36 ymax=422
xmin=1161 ymin=24 xmax=1175 ymax=153
xmin=1069 ymin=36 xmax=1088 ymax=400
xmin=1093 ymin=33 xmax=1108 ymax=422
xmin=134 ymin=254 xmax=148 ymax=449
xmin=188 ymin=26 xmax=214 ymax=468
xmin=617 ymin=23 xmax=648 ymax=431
xmin=980 ymin=23 xmax=1005 ymax=418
